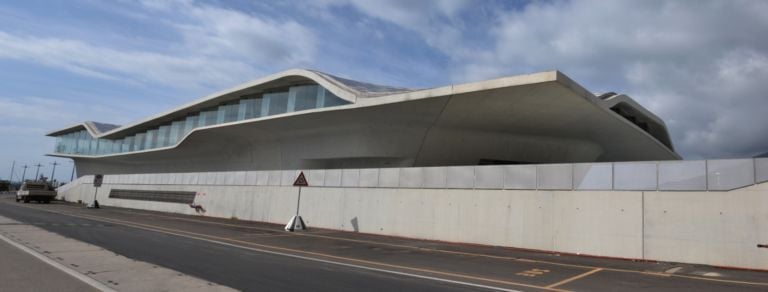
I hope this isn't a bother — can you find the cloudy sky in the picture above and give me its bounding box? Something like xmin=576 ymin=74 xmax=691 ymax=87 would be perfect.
xmin=1 ymin=0 xmax=767 ymax=182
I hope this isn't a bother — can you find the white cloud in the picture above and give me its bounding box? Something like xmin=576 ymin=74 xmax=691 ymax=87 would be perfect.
xmin=144 ymin=0 xmax=316 ymax=65
xmin=450 ymin=0 xmax=768 ymax=159
xmin=314 ymin=0 xmax=469 ymax=50
xmin=0 ymin=31 xmax=258 ymax=88
xmin=0 ymin=95 xmax=132 ymax=182
xmin=0 ymin=0 xmax=316 ymax=90
xmin=335 ymin=0 xmax=768 ymax=158
xmin=2 ymin=0 xmax=767 ymax=163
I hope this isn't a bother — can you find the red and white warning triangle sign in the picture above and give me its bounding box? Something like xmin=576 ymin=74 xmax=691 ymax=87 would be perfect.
xmin=293 ymin=171 xmax=309 ymax=187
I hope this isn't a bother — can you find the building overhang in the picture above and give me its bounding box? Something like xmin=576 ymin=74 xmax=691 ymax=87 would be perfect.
xmin=47 ymin=69 xmax=680 ymax=164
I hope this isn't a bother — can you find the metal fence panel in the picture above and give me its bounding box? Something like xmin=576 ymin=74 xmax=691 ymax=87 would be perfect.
xmin=143 ymin=174 xmax=153 ymax=184
xmin=137 ymin=174 xmax=146 ymax=184
xmin=158 ymin=173 xmax=171 ymax=185
xmin=341 ymin=169 xmax=360 ymax=187
xmin=537 ymin=164 xmax=572 ymax=190
xmin=359 ymin=169 xmax=379 ymax=187
xmin=573 ymin=163 xmax=613 ymax=190
xmin=323 ymin=169 xmax=341 ymax=187
xmin=146 ymin=173 xmax=158 ymax=185
xmin=308 ymin=169 xmax=325 ymax=187
xmin=614 ymin=162 xmax=657 ymax=191
xmin=474 ymin=166 xmax=504 ymax=189
xmin=757 ymin=158 xmax=768 ymax=184
xmin=423 ymin=167 xmax=447 ymax=188
xmin=267 ymin=171 xmax=282 ymax=186
xmin=658 ymin=160 xmax=706 ymax=191
xmin=244 ymin=171 xmax=258 ymax=185
xmin=185 ymin=173 xmax=196 ymax=185
xmin=168 ymin=173 xmax=179 ymax=185
xmin=147 ymin=173 xmax=156 ymax=184
xmin=707 ymin=159 xmax=754 ymax=190
xmin=399 ymin=167 xmax=423 ymax=188
xmin=233 ymin=171 xmax=247 ymax=185
xmin=324 ymin=169 xmax=342 ymax=187
xmin=90 ymin=158 xmax=764 ymax=191
xmin=378 ymin=168 xmax=400 ymax=188
xmin=198 ymin=173 xmax=212 ymax=185
xmin=446 ymin=166 xmax=474 ymax=189
xmin=281 ymin=170 xmax=300 ymax=186
xmin=129 ymin=174 xmax=139 ymax=184
xmin=161 ymin=173 xmax=173 ymax=184
xmin=220 ymin=172 xmax=235 ymax=185
xmin=153 ymin=173 xmax=164 ymax=185
xmin=256 ymin=171 xmax=270 ymax=186
xmin=504 ymin=165 xmax=536 ymax=189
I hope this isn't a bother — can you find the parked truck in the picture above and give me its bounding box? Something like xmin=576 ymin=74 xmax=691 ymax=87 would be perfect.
xmin=16 ymin=181 xmax=56 ymax=203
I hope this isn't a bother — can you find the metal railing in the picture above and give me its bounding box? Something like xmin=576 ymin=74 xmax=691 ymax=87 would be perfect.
xmin=82 ymin=157 xmax=768 ymax=192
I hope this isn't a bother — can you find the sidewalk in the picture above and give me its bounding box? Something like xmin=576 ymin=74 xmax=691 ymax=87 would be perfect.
xmin=0 ymin=213 xmax=234 ymax=292
xmin=0 ymin=238 xmax=99 ymax=292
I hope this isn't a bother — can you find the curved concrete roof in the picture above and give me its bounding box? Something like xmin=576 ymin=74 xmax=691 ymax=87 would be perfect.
xmin=47 ymin=69 xmax=679 ymax=162
xmin=308 ymin=70 xmax=414 ymax=97
xmin=48 ymin=69 xmax=405 ymax=138
xmin=48 ymin=121 xmax=121 ymax=137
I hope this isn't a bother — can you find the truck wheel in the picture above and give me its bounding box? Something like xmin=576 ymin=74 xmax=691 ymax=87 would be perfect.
xmin=23 ymin=198 xmax=29 ymax=203
xmin=44 ymin=199 xmax=51 ymax=204
xmin=15 ymin=198 xmax=20 ymax=202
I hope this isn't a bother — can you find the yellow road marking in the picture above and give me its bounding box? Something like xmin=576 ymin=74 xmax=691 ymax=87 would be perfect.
xmin=97 ymin=207 xmax=768 ymax=287
xmin=14 ymin=204 xmax=568 ymax=292
xmin=546 ymin=268 xmax=603 ymax=288
xmin=517 ymin=268 xmax=550 ymax=277
xmin=8 ymin=202 xmax=768 ymax=288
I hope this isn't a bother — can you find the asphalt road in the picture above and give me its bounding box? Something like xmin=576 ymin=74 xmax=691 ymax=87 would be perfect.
xmin=0 ymin=198 xmax=766 ymax=292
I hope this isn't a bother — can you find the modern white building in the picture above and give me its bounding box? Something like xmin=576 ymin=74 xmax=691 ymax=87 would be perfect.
xmin=47 ymin=69 xmax=679 ymax=176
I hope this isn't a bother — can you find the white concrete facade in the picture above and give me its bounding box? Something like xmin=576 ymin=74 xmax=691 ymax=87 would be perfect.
xmin=47 ymin=70 xmax=679 ymax=176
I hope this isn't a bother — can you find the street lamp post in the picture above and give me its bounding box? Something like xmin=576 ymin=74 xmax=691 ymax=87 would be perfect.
xmin=34 ymin=163 xmax=43 ymax=181
xmin=21 ymin=165 xmax=28 ymax=182
xmin=70 ymin=161 xmax=76 ymax=182
xmin=8 ymin=161 xmax=15 ymax=183
xmin=50 ymin=161 xmax=59 ymax=186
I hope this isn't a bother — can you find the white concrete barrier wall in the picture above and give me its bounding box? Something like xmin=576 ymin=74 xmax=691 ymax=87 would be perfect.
xmin=55 ymin=158 xmax=768 ymax=270
xmin=643 ymin=183 xmax=768 ymax=269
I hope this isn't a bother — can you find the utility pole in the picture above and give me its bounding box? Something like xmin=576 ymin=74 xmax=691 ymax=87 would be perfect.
xmin=21 ymin=165 xmax=28 ymax=182
xmin=50 ymin=162 xmax=59 ymax=181
xmin=34 ymin=163 xmax=43 ymax=181
xmin=8 ymin=161 xmax=15 ymax=183
xmin=70 ymin=161 xmax=76 ymax=182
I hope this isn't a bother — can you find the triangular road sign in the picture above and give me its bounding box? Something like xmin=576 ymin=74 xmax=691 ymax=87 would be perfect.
xmin=293 ymin=171 xmax=309 ymax=187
